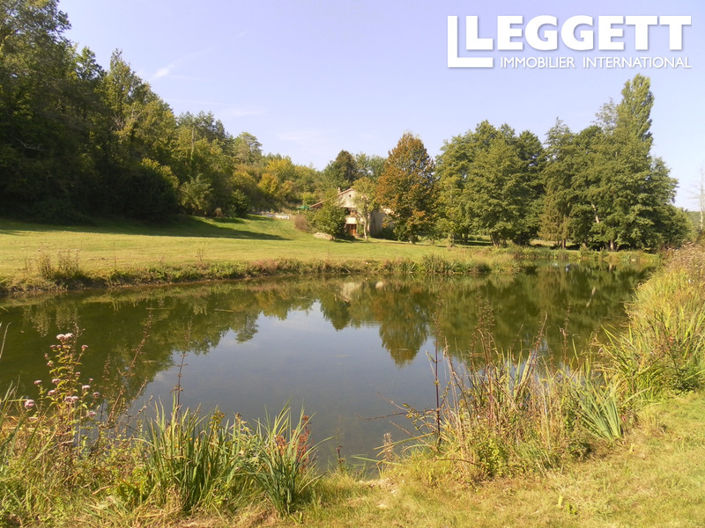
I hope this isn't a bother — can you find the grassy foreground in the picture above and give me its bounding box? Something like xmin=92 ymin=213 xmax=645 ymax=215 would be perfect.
xmin=0 ymin=241 xmax=702 ymax=525
xmin=282 ymin=394 xmax=705 ymax=528
xmin=0 ymin=215 xmax=654 ymax=295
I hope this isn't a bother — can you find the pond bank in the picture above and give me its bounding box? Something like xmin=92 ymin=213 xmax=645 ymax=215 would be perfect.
xmin=1 ymin=250 xmax=657 ymax=298
xmin=0 ymin=215 xmax=658 ymax=298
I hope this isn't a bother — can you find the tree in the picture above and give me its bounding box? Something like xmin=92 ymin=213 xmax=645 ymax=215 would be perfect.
xmin=352 ymin=177 xmax=378 ymax=239
xmin=539 ymin=120 xmax=574 ymax=247
xmin=377 ymin=133 xmax=436 ymax=242
xmin=233 ymin=132 xmax=262 ymax=164
xmin=593 ymin=75 xmax=688 ymax=249
xmin=0 ymin=0 xmax=98 ymax=218
xmin=464 ymin=128 xmax=535 ymax=245
xmin=354 ymin=153 xmax=385 ymax=180
xmin=323 ymin=150 xmax=358 ymax=189
xmin=435 ymin=130 xmax=476 ymax=243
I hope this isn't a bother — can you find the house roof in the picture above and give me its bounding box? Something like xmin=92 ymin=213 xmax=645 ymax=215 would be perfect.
xmin=310 ymin=187 xmax=354 ymax=209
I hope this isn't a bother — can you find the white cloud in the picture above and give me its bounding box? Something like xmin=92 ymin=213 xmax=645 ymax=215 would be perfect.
xmin=149 ymin=48 xmax=212 ymax=82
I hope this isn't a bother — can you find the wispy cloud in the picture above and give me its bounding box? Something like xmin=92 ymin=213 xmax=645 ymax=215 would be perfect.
xmin=149 ymin=48 xmax=213 ymax=82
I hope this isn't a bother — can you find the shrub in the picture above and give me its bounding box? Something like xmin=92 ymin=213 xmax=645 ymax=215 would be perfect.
xmin=310 ymin=201 xmax=347 ymax=239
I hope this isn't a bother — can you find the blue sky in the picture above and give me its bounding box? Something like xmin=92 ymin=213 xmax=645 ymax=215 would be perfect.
xmin=59 ymin=0 xmax=704 ymax=208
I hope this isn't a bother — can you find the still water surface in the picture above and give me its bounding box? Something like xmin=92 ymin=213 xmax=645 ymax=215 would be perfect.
xmin=0 ymin=264 xmax=649 ymax=466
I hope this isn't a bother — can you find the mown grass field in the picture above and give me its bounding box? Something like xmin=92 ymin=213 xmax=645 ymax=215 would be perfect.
xmin=0 ymin=215 xmax=488 ymax=277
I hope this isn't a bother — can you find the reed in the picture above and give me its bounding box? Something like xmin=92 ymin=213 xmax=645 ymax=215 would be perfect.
xmin=247 ymin=408 xmax=321 ymax=516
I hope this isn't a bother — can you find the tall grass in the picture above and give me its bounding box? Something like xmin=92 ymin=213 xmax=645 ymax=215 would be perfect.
xmin=247 ymin=408 xmax=320 ymax=516
xmin=427 ymin=344 xmax=624 ymax=483
xmin=141 ymin=401 xmax=257 ymax=513
xmin=602 ymin=243 xmax=705 ymax=400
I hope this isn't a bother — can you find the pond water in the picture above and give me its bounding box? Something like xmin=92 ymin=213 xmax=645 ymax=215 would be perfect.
xmin=0 ymin=264 xmax=650 ymax=467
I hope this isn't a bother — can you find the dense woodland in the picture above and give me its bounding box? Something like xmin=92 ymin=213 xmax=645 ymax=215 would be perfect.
xmin=0 ymin=1 xmax=692 ymax=249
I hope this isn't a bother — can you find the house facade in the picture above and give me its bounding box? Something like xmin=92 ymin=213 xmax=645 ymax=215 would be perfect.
xmin=311 ymin=188 xmax=387 ymax=237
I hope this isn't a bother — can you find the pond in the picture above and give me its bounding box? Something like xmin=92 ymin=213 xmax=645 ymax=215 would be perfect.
xmin=0 ymin=264 xmax=650 ymax=468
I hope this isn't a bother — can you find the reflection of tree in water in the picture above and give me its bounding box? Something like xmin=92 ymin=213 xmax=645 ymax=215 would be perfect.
xmin=1 ymin=265 xmax=651 ymax=407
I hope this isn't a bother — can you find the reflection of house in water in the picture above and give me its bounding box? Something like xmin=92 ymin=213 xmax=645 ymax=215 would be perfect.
xmin=339 ymin=281 xmax=362 ymax=302
xmin=311 ymin=188 xmax=389 ymax=237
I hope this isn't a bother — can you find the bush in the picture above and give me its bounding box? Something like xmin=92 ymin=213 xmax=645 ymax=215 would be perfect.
xmin=310 ymin=201 xmax=346 ymax=239
xmin=226 ymin=188 xmax=250 ymax=217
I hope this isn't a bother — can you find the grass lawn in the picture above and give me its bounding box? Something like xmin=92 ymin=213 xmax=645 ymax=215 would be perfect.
xmin=0 ymin=215 xmax=547 ymax=293
xmin=0 ymin=215 xmax=480 ymax=275
xmin=0 ymin=215 xmax=657 ymax=295
xmin=263 ymin=393 xmax=705 ymax=528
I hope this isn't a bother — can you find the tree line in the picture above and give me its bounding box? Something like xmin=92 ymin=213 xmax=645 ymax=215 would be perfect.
xmin=1 ymin=1 xmax=691 ymax=249
xmin=361 ymin=74 xmax=689 ymax=250
xmin=0 ymin=0 xmax=377 ymax=222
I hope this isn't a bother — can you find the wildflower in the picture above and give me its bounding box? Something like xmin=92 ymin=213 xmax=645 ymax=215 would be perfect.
xmin=52 ymin=378 xmax=60 ymax=385
xmin=65 ymin=395 xmax=79 ymax=404
xmin=33 ymin=379 xmax=42 ymax=386
xmin=24 ymin=399 xmax=35 ymax=409
xmin=81 ymin=384 xmax=91 ymax=391
xmin=46 ymin=361 xmax=54 ymax=367
xmin=81 ymin=345 xmax=88 ymax=351
xmin=87 ymin=411 xmax=97 ymax=418
xmin=56 ymin=333 xmax=73 ymax=343
xmin=47 ymin=389 xmax=57 ymax=396
xmin=92 ymin=392 xmax=100 ymax=398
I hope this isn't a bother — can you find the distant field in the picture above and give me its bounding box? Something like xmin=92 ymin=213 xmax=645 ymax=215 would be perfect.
xmin=0 ymin=215 xmax=495 ymax=282
xmin=0 ymin=215 xmax=658 ymax=294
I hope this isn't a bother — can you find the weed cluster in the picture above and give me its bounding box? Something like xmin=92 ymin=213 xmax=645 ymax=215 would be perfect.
xmin=0 ymin=334 xmax=320 ymax=525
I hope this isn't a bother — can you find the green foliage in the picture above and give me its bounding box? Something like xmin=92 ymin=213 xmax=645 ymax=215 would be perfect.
xmin=540 ymin=76 xmax=688 ymax=250
xmin=377 ymin=133 xmax=436 ymax=242
xmin=179 ymin=175 xmax=213 ymax=215
xmin=247 ymin=408 xmax=320 ymax=516
xmin=602 ymin=243 xmax=705 ymax=398
xmin=143 ymin=401 xmax=256 ymax=513
xmin=570 ymin=377 xmax=623 ymax=441
xmin=310 ymin=198 xmax=347 ymax=238
xmin=323 ymin=150 xmax=358 ymax=189
xmin=436 ymin=122 xmax=543 ymax=246
xmin=227 ymin=188 xmax=250 ymax=217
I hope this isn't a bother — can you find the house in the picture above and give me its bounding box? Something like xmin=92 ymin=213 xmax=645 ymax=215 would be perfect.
xmin=311 ymin=188 xmax=388 ymax=237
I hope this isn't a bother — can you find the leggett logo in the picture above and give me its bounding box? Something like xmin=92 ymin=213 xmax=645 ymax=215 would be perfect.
xmin=448 ymin=15 xmax=692 ymax=70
